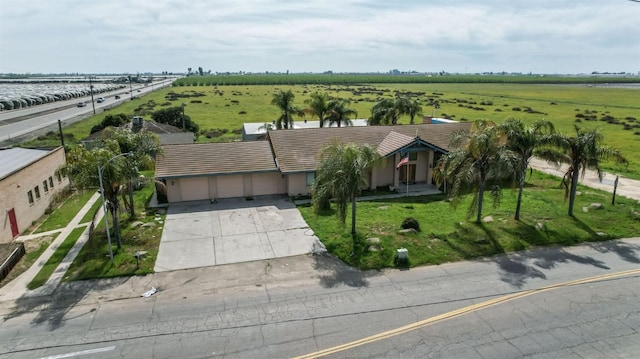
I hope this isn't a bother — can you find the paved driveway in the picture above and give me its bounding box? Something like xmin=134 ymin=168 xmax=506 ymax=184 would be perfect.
xmin=154 ymin=196 xmax=325 ymax=272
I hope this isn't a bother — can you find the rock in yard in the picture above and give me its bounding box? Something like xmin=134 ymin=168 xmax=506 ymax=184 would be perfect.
xmin=366 ymin=237 xmax=380 ymax=244
xmin=535 ymin=223 xmax=544 ymax=230
xmin=142 ymin=222 xmax=156 ymax=228
xmin=483 ymin=216 xmax=494 ymax=223
xmin=398 ymin=228 xmax=417 ymax=234
xmin=589 ymin=203 xmax=604 ymax=210
xmin=377 ymin=206 xmax=389 ymax=210
xmin=130 ymin=221 xmax=144 ymax=229
xmin=368 ymin=245 xmax=379 ymax=252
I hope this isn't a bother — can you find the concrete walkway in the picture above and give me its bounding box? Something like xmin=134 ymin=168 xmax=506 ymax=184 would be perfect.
xmin=0 ymin=192 xmax=102 ymax=302
xmin=529 ymin=158 xmax=640 ymax=201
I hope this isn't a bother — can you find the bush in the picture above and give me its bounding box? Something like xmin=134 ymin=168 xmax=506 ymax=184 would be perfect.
xmin=401 ymin=217 xmax=420 ymax=231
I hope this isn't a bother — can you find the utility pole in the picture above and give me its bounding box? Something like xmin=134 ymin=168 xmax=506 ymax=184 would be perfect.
xmin=129 ymin=75 xmax=133 ymax=100
xmin=89 ymin=76 xmax=96 ymax=114
xmin=181 ymin=103 xmax=186 ymax=131
xmin=58 ymin=119 xmax=65 ymax=151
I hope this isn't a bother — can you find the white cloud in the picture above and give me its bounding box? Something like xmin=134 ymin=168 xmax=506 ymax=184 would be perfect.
xmin=0 ymin=0 xmax=638 ymax=73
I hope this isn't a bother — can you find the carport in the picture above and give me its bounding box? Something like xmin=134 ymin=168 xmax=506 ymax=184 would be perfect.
xmin=154 ymin=196 xmax=325 ymax=272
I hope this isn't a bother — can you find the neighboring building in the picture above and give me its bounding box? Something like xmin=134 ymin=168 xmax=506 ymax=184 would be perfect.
xmin=0 ymin=147 xmax=69 ymax=243
xmin=81 ymin=119 xmax=194 ymax=147
xmin=242 ymin=119 xmax=368 ymax=141
xmin=156 ymin=123 xmax=471 ymax=202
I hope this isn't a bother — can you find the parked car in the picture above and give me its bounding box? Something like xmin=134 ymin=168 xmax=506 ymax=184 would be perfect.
xmin=96 ymin=97 xmax=105 ymax=103
xmin=77 ymin=101 xmax=86 ymax=107
xmin=114 ymin=95 xmax=121 ymax=99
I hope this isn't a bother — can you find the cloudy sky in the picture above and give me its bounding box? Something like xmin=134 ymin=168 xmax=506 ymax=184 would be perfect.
xmin=1 ymin=0 xmax=638 ymax=75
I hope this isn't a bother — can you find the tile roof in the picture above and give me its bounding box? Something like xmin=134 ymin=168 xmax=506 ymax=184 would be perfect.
xmin=268 ymin=123 xmax=471 ymax=173
xmin=376 ymin=131 xmax=415 ymax=156
xmin=155 ymin=141 xmax=278 ymax=178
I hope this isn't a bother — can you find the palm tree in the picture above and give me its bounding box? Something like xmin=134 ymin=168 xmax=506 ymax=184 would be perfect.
xmin=369 ymin=96 xmax=418 ymax=125
xmin=106 ymin=128 xmax=162 ymax=217
xmin=404 ymin=98 xmax=422 ymax=124
xmin=369 ymin=98 xmax=397 ymax=125
xmin=304 ymin=92 xmax=330 ymax=128
xmin=428 ymin=99 xmax=440 ymax=117
xmin=434 ymin=120 xmax=517 ymax=224
xmin=271 ymin=89 xmax=300 ymax=129
xmin=537 ymin=125 xmax=627 ymax=216
xmin=312 ymin=141 xmax=382 ymax=238
xmin=325 ymin=99 xmax=357 ymax=128
xmin=63 ymin=130 xmax=161 ymax=250
xmin=498 ymin=118 xmax=555 ymax=220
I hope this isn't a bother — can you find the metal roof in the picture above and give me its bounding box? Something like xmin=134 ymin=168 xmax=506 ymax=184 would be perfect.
xmin=0 ymin=148 xmax=50 ymax=180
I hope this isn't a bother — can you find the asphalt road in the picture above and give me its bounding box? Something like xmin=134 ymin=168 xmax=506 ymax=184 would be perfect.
xmin=0 ymin=80 xmax=173 ymax=146
xmin=0 ymin=238 xmax=638 ymax=358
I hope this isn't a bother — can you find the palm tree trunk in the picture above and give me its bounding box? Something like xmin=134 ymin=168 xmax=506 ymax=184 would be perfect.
xmin=110 ymin=207 xmax=122 ymax=249
xmin=128 ymin=180 xmax=135 ymax=217
xmin=351 ymin=194 xmax=356 ymax=236
xmin=515 ymin=169 xmax=526 ymax=220
xmin=568 ymin=165 xmax=580 ymax=217
xmin=476 ymin=181 xmax=485 ymax=224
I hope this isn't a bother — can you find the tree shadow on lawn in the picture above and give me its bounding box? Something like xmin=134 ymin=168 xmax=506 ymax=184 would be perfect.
xmin=312 ymin=253 xmax=371 ymax=288
xmin=3 ymin=276 xmax=130 ymax=331
xmin=479 ymin=220 xmax=613 ymax=289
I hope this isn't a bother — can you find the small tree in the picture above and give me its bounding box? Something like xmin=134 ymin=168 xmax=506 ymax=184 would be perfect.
xmin=537 ymin=125 xmax=627 ymax=216
xmin=271 ymin=90 xmax=301 ymax=129
xmin=151 ymin=107 xmax=199 ymax=133
xmin=435 ymin=120 xmax=517 ymax=224
xmin=303 ymin=92 xmax=330 ymax=128
xmin=312 ymin=141 xmax=382 ymax=239
xmin=498 ymin=118 xmax=555 ymax=220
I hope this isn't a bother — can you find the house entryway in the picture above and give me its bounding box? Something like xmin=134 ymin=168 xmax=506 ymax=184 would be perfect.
xmin=398 ymin=164 xmax=416 ymax=184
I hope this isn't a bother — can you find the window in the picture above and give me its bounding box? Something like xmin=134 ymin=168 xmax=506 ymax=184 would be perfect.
xmin=34 ymin=186 xmax=40 ymax=199
xmin=56 ymin=172 xmax=62 ymax=182
xmin=43 ymin=180 xmax=48 ymax=193
xmin=28 ymin=191 xmax=34 ymax=205
xmin=49 ymin=176 xmax=54 ymax=189
xmin=409 ymin=152 xmax=418 ymax=161
xmin=306 ymin=172 xmax=315 ymax=187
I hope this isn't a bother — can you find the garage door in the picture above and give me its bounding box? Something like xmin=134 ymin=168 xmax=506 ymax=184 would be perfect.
xmin=216 ymin=175 xmax=244 ymax=198
xmin=180 ymin=177 xmax=209 ymax=201
xmin=252 ymin=173 xmax=285 ymax=196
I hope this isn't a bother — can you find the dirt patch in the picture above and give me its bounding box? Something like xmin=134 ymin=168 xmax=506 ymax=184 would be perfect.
xmin=0 ymin=236 xmax=55 ymax=288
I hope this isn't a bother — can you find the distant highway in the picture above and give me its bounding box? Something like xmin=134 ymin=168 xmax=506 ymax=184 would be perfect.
xmin=0 ymin=79 xmax=173 ymax=146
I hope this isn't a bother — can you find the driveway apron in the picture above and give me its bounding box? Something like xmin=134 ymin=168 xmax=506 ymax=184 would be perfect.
xmin=154 ymin=196 xmax=324 ymax=272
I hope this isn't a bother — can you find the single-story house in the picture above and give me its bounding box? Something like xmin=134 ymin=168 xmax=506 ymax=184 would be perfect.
xmin=242 ymin=119 xmax=369 ymax=141
xmin=156 ymin=123 xmax=471 ymax=203
xmin=0 ymin=147 xmax=69 ymax=243
xmin=81 ymin=119 xmax=194 ymax=148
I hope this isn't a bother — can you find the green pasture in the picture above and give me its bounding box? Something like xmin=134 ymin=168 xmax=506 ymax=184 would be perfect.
xmin=29 ymin=82 xmax=640 ymax=178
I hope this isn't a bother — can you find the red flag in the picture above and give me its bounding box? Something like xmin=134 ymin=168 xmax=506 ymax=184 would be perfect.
xmin=396 ymin=155 xmax=409 ymax=169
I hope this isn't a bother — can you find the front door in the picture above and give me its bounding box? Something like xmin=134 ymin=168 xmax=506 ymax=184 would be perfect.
xmin=399 ymin=164 xmax=416 ymax=184
xmin=8 ymin=208 xmax=19 ymax=238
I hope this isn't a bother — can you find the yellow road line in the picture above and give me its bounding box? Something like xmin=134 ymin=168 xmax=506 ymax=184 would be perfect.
xmin=294 ymin=268 xmax=640 ymax=359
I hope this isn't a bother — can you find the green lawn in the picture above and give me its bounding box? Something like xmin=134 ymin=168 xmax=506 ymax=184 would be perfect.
xmin=298 ymin=171 xmax=640 ymax=270
xmin=63 ymin=177 xmax=163 ymax=281
xmin=33 ymin=190 xmax=96 ymax=233
xmin=27 ymin=227 xmax=85 ymax=289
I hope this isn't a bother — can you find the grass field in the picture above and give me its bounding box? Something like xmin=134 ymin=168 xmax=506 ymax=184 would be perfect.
xmin=23 ymin=82 xmax=640 ymax=178
xmin=298 ymin=171 xmax=640 ymax=270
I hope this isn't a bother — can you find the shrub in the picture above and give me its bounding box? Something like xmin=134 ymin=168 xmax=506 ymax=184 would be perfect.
xmin=401 ymin=217 xmax=420 ymax=231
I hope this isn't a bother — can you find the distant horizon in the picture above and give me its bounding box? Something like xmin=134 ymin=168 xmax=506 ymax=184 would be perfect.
xmin=1 ymin=71 xmax=638 ymax=77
